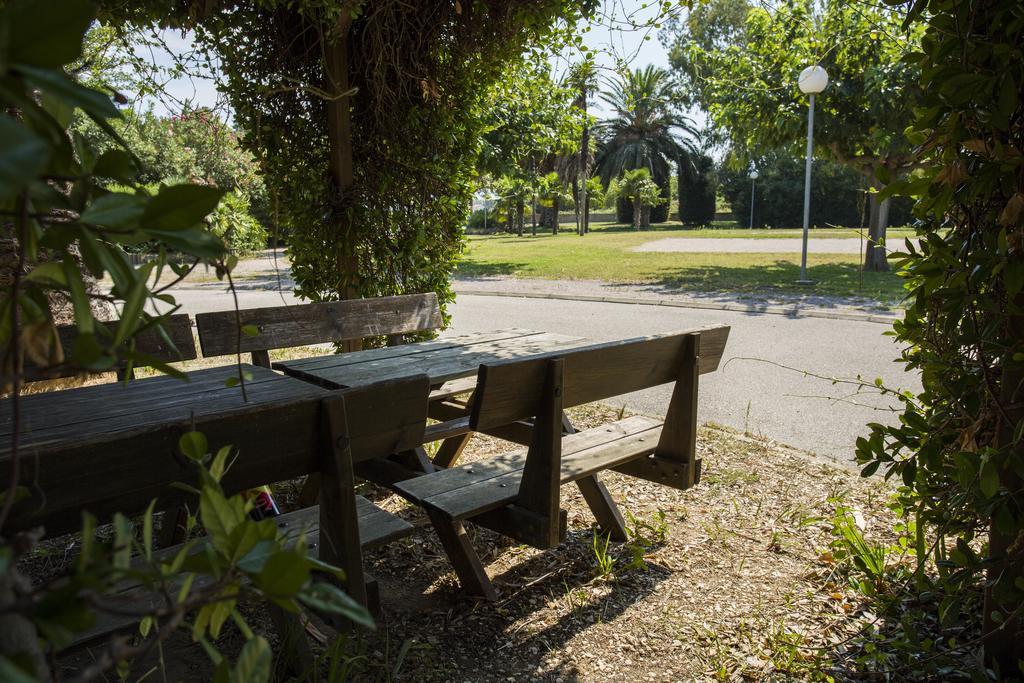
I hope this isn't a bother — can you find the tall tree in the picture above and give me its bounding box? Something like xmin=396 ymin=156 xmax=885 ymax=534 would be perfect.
xmin=593 ymin=65 xmax=697 ymax=227
xmin=566 ymin=59 xmax=598 ymax=235
xmin=665 ymin=0 xmax=924 ymax=270
xmin=478 ymin=58 xmax=582 ymax=237
xmin=105 ymin=1 xmax=596 ymax=317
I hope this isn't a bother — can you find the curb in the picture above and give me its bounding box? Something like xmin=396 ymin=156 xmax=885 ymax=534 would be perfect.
xmin=454 ymin=288 xmax=900 ymax=325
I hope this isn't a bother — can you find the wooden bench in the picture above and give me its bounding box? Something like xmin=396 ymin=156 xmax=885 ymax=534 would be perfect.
xmin=194 ymin=293 xmax=444 ymax=368
xmin=2 ymin=369 xmax=430 ymax=664
xmin=395 ymin=327 xmax=730 ymax=598
xmin=193 ymin=292 xmax=472 ymax=507
xmin=23 ymin=313 xmax=196 ymax=382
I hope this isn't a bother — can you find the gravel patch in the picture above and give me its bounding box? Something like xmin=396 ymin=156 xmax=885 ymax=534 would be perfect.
xmin=630 ymin=237 xmax=917 ymax=254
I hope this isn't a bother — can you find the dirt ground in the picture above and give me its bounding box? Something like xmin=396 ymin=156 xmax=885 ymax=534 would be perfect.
xmin=40 ymin=403 xmax=896 ymax=682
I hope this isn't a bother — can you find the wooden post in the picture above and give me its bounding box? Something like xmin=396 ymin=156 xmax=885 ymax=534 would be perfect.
xmin=516 ymin=358 xmax=564 ymax=548
xmin=324 ymin=16 xmax=362 ymax=353
xmin=319 ymin=395 xmax=369 ymax=611
xmin=656 ymin=333 xmax=700 ymax=486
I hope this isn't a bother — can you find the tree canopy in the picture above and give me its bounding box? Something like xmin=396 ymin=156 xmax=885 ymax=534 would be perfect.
xmin=664 ymin=0 xmax=924 ymax=269
xmin=102 ymin=0 xmax=598 ymax=316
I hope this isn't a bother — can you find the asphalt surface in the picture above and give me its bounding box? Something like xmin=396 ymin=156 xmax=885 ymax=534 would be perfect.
xmin=165 ymin=284 xmax=917 ymax=463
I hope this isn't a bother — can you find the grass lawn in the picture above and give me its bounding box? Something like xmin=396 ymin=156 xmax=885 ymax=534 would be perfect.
xmin=458 ymin=221 xmax=913 ymax=304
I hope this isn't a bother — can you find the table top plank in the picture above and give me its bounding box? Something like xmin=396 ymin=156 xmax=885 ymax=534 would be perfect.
xmin=0 ymin=365 xmax=326 ymax=453
xmin=276 ymin=329 xmax=590 ymax=389
xmin=276 ymin=328 xmax=547 ymax=374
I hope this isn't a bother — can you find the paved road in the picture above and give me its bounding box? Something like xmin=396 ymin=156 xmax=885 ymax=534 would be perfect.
xmin=164 ymin=284 xmax=916 ymax=462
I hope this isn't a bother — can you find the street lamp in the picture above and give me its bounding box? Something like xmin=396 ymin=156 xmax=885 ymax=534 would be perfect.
xmin=749 ymin=170 xmax=758 ymax=230
xmin=797 ymin=64 xmax=828 ymax=284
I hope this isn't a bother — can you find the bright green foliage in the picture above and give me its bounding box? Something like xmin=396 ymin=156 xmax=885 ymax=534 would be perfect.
xmin=210 ymin=191 xmax=268 ymax=255
xmin=103 ymin=1 xmax=597 ymax=314
xmin=665 ymin=0 xmax=924 ymax=268
xmin=615 ymin=168 xmax=665 ymax=230
xmin=717 ymin=151 xmax=913 ymax=230
xmin=667 ymin=0 xmax=921 ymax=171
xmin=479 ymin=58 xmax=583 ymax=236
xmin=0 ymin=0 xmax=228 ymax=379
xmin=852 ymin=0 xmax=1024 ymax=668
xmin=594 ymin=66 xmax=697 ymax=187
xmin=76 ymin=107 xmax=270 ymax=253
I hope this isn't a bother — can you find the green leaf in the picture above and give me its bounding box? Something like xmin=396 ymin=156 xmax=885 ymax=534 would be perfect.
xmin=2 ymin=0 xmax=94 ymax=69
xmin=256 ymin=551 xmax=310 ymax=598
xmin=143 ymin=499 xmax=156 ymax=562
xmin=297 ymin=582 xmax=375 ymax=629
xmin=231 ymin=636 xmax=272 ymax=683
xmin=24 ymin=261 xmax=67 ymax=286
xmin=237 ymin=539 xmax=277 ymax=574
xmin=241 ymin=325 xmax=260 ymax=337
xmin=93 ymin=149 xmax=136 ymax=182
xmin=179 ymin=431 xmax=209 ymax=462
xmin=79 ymin=193 xmax=147 ymax=229
xmin=114 ymin=264 xmax=153 ymax=345
xmin=210 ymin=445 xmax=233 ymax=483
xmin=142 ymin=184 xmax=225 ymax=231
xmin=17 ymin=65 xmax=119 ymax=120
xmin=979 ymin=460 xmax=1001 ymax=498
xmin=62 ymin=256 xmax=93 ymax=333
xmin=200 ymin=485 xmax=247 ymax=554
xmin=0 ymin=115 xmax=49 ymax=202
xmin=148 ymin=227 xmax=226 ymax=259
xmin=0 ymin=655 xmax=38 ymax=683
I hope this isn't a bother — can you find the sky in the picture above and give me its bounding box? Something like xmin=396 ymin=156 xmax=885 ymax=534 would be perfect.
xmin=142 ymin=1 xmax=683 ymax=122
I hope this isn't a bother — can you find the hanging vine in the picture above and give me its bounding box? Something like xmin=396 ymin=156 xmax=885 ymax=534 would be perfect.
xmin=103 ymin=0 xmax=597 ymax=320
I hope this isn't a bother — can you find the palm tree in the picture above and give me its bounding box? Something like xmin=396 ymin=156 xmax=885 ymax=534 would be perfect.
xmin=594 ymin=66 xmax=699 ymax=225
xmin=566 ymin=60 xmax=599 ymax=235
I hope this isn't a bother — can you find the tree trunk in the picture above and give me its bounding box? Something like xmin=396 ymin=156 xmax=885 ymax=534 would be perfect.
xmin=531 ymin=195 xmax=536 ymax=237
xmin=516 ymin=197 xmax=524 ymax=237
xmin=864 ymin=182 xmax=891 ymax=272
xmin=641 ymin=205 xmax=651 ymax=229
xmin=325 ymin=17 xmax=361 ymax=351
xmin=583 ymin=191 xmax=591 ymax=234
xmin=579 ymin=111 xmax=590 ymax=236
xmin=633 ymin=201 xmax=641 ymax=231
xmin=572 ymin=177 xmax=581 ymax=236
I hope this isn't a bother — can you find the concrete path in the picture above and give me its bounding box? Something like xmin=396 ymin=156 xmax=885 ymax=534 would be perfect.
xmin=165 ymin=282 xmax=915 ymax=464
xmin=631 ymin=237 xmax=916 ymax=254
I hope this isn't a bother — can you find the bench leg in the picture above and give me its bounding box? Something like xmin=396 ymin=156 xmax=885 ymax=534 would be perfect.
xmin=425 ymin=510 xmax=497 ymax=600
xmin=267 ymin=603 xmax=314 ymax=676
xmin=432 ymin=432 xmax=472 ymax=469
xmin=560 ymin=412 xmax=628 ymax=542
xmin=576 ymin=475 xmax=628 ymax=542
xmin=298 ymin=474 xmax=321 ymax=508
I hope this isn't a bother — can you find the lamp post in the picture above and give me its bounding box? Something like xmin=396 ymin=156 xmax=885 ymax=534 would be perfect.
xmin=797 ymin=65 xmax=828 ymax=284
xmin=749 ymin=170 xmax=758 ymax=229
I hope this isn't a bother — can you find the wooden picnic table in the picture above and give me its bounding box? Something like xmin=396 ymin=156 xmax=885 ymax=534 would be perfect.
xmin=0 ymin=364 xmax=329 ymax=537
xmin=273 ymin=328 xmax=590 ymax=389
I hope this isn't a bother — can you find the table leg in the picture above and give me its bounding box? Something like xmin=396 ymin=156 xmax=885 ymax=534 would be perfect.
xmin=432 ymin=432 xmax=472 ymax=469
xmin=562 ymin=413 xmax=629 ymax=542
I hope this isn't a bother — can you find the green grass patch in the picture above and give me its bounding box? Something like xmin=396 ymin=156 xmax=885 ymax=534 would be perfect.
xmin=457 ymin=223 xmax=911 ymax=305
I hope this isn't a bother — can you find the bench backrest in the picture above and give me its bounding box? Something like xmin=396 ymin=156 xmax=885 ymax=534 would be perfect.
xmin=194 ymin=293 xmax=442 ymax=366
xmin=25 ymin=313 xmax=197 ymax=382
xmin=469 ymin=326 xmax=729 ymax=431
xmin=1 ymin=373 xmax=430 ymax=539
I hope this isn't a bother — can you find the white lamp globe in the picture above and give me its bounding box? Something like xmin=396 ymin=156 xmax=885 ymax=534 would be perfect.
xmin=750 ymin=170 xmax=759 ymax=180
xmin=798 ymin=65 xmax=829 ymax=94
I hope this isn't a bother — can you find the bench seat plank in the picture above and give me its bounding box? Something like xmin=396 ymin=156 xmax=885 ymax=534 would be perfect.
xmin=395 ymin=415 xmax=663 ymax=520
